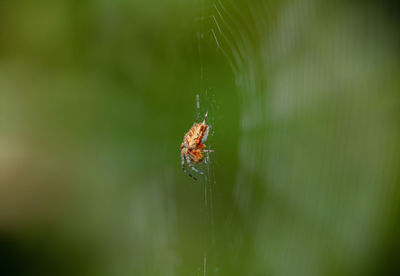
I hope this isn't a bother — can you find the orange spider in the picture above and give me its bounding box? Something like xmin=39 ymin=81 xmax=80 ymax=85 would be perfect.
xmin=180 ymin=111 xmax=213 ymax=180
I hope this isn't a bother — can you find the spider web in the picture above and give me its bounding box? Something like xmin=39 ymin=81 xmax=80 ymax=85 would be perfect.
xmin=193 ymin=0 xmax=400 ymax=275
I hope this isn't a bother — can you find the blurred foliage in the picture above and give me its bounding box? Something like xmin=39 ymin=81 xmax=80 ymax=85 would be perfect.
xmin=0 ymin=0 xmax=399 ymax=275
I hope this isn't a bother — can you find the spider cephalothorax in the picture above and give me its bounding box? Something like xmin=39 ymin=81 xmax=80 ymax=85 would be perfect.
xmin=180 ymin=111 xmax=213 ymax=180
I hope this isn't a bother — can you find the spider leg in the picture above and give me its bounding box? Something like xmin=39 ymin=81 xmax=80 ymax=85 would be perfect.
xmin=181 ymin=154 xmax=197 ymax=180
xmin=202 ymin=111 xmax=208 ymax=123
xmin=201 ymin=126 xmax=209 ymax=143
xmin=204 ymin=149 xmax=213 ymax=163
xmin=185 ymin=154 xmax=204 ymax=175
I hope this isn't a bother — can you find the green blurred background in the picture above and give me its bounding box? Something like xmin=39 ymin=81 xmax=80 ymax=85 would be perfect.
xmin=0 ymin=0 xmax=399 ymax=275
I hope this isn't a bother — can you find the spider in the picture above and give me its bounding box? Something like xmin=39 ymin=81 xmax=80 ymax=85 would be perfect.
xmin=180 ymin=111 xmax=213 ymax=180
